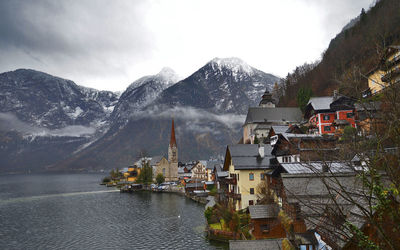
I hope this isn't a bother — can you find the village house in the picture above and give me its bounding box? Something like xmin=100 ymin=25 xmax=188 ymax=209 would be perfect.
xmin=277 ymin=162 xmax=366 ymax=249
xmin=270 ymin=133 xmax=338 ymax=163
xmin=204 ymin=160 xmax=222 ymax=182
xmin=222 ymin=144 xmax=275 ymax=210
xmin=364 ymin=45 xmax=400 ymax=96
xmin=123 ymin=165 xmax=141 ymax=182
xmin=305 ymin=94 xmax=356 ymax=135
xmin=243 ymin=107 xmax=303 ymax=144
xmin=212 ymin=164 xmax=228 ymax=191
xmin=191 ymin=161 xmax=207 ymax=180
xmin=248 ymin=204 xmax=285 ymax=239
xmin=354 ymin=101 xmax=383 ymax=135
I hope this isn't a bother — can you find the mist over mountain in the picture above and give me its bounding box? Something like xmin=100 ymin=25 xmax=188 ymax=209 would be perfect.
xmin=0 ymin=58 xmax=279 ymax=173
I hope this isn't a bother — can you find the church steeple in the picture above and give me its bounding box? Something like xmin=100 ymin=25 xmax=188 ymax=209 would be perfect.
xmin=169 ymin=119 xmax=177 ymax=147
xmin=168 ymin=119 xmax=178 ymax=163
xmin=259 ymin=89 xmax=275 ymax=108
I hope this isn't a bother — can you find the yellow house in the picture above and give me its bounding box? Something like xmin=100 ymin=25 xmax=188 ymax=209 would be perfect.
xmin=367 ymin=69 xmax=386 ymax=94
xmin=124 ymin=166 xmax=140 ymax=182
xmin=367 ymin=45 xmax=400 ymax=95
xmin=223 ymin=144 xmax=274 ymax=210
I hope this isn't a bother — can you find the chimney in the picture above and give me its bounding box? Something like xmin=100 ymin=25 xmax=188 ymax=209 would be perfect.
xmin=333 ymin=90 xmax=338 ymax=101
xmin=258 ymin=144 xmax=265 ymax=158
xmin=322 ymin=163 xmax=329 ymax=173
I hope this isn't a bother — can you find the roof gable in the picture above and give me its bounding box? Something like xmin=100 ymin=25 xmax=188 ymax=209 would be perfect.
xmin=307 ymin=96 xmax=334 ymax=111
xmin=244 ymin=107 xmax=303 ymax=125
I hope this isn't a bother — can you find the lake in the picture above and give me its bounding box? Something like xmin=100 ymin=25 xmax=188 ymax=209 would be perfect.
xmin=0 ymin=174 xmax=227 ymax=249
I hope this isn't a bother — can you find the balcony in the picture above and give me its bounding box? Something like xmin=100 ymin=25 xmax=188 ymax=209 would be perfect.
xmin=381 ymin=67 xmax=400 ymax=82
xmin=386 ymin=55 xmax=400 ymax=69
xmin=226 ymin=191 xmax=241 ymax=200
xmin=224 ymin=177 xmax=237 ymax=185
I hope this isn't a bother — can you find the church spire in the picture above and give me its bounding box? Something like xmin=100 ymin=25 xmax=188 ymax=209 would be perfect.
xmin=169 ymin=119 xmax=177 ymax=147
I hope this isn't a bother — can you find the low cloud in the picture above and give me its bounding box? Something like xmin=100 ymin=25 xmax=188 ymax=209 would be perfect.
xmin=131 ymin=105 xmax=246 ymax=134
xmin=0 ymin=112 xmax=96 ymax=137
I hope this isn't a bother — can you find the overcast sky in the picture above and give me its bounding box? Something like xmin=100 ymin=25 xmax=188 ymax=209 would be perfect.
xmin=0 ymin=0 xmax=375 ymax=91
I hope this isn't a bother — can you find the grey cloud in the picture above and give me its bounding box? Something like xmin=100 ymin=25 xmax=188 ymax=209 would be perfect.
xmin=0 ymin=0 xmax=154 ymax=85
xmin=0 ymin=112 xmax=96 ymax=137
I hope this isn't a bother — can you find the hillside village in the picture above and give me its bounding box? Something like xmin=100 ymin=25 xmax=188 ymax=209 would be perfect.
xmin=104 ymin=45 xmax=400 ymax=249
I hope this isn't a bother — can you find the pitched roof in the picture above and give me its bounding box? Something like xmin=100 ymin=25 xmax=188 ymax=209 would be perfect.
xmin=149 ymin=155 xmax=165 ymax=165
xmin=307 ymin=96 xmax=334 ymax=111
xmin=228 ymin=144 xmax=274 ymax=170
xmin=354 ymin=101 xmax=382 ymax=111
xmin=185 ymin=182 xmax=203 ymax=188
xmin=271 ymin=125 xmax=289 ymax=134
xmin=229 ymin=239 xmax=283 ymax=250
xmin=231 ymin=156 xmax=273 ymax=170
xmin=244 ymin=107 xmax=303 ymax=125
xmin=229 ymin=144 xmax=273 ymax=157
xmin=280 ymin=162 xmax=356 ymax=174
xmin=204 ymin=160 xmax=222 ymax=169
xmin=249 ymin=204 xmax=279 ymax=219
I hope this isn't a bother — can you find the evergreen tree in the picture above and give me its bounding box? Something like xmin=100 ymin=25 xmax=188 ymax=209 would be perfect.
xmin=156 ymin=173 xmax=165 ymax=185
xmin=137 ymin=161 xmax=153 ymax=185
xmin=253 ymin=135 xmax=260 ymax=144
xmin=296 ymin=87 xmax=313 ymax=113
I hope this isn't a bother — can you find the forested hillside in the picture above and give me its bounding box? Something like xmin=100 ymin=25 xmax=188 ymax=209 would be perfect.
xmin=278 ymin=0 xmax=400 ymax=106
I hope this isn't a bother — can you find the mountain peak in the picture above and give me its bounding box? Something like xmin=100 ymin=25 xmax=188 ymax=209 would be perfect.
xmin=156 ymin=67 xmax=180 ymax=83
xmin=209 ymin=57 xmax=253 ymax=74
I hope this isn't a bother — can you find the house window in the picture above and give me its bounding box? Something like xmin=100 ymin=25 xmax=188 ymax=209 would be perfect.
xmin=260 ymin=224 xmax=270 ymax=233
xmin=249 ymin=200 xmax=254 ymax=205
xmin=346 ymin=112 xmax=354 ymax=118
xmin=260 ymin=173 xmax=265 ymax=180
xmin=249 ymin=173 xmax=254 ymax=181
xmin=250 ymin=188 xmax=254 ymax=194
xmin=323 ymin=115 xmax=330 ymax=121
xmin=324 ymin=126 xmax=331 ymax=131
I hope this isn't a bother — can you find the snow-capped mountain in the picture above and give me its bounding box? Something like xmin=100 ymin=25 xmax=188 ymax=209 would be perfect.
xmin=0 ymin=58 xmax=280 ymax=172
xmin=55 ymin=58 xmax=280 ymax=171
xmin=0 ymin=69 xmax=118 ymax=130
xmin=0 ymin=69 xmax=119 ymax=173
xmin=153 ymin=57 xmax=279 ymax=114
xmin=110 ymin=67 xmax=180 ymax=124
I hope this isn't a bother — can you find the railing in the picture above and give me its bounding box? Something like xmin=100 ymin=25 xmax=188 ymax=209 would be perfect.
xmin=224 ymin=177 xmax=237 ymax=185
xmin=226 ymin=191 xmax=241 ymax=200
xmin=381 ymin=67 xmax=400 ymax=82
xmin=386 ymin=54 xmax=400 ymax=69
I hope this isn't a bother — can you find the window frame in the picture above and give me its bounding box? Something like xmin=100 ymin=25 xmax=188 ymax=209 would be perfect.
xmin=249 ymin=173 xmax=254 ymax=181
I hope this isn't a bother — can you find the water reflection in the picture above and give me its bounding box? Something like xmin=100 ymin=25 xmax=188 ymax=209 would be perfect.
xmin=0 ymin=174 xmax=227 ymax=250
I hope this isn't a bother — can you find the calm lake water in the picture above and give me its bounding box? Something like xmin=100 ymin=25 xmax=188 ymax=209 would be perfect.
xmin=0 ymin=174 xmax=227 ymax=250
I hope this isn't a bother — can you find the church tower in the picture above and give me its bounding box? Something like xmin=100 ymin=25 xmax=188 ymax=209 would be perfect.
xmin=259 ymin=89 xmax=275 ymax=108
xmin=168 ymin=119 xmax=178 ymax=181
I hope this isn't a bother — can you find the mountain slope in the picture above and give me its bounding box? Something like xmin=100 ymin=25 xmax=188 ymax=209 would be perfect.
xmin=110 ymin=67 xmax=180 ymax=124
xmin=0 ymin=69 xmax=119 ymax=173
xmin=0 ymin=69 xmax=118 ymax=129
xmin=153 ymin=57 xmax=279 ymax=114
xmin=279 ymin=0 xmax=400 ymax=106
xmin=54 ymin=58 xmax=279 ymax=170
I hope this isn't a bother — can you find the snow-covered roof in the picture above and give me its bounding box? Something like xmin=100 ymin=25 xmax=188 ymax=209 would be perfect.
xmin=244 ymin=107 xmax=303 ymax=125
xmin=307 ymin=97 xmax=334 ymax=111
xmin=281 ymin=162 xmax=354 ymax=174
